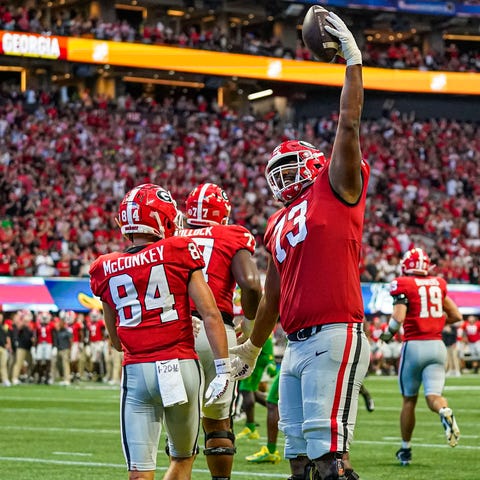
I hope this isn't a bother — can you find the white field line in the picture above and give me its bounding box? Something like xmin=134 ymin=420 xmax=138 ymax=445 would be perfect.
xmin=1 ymin=425 xmax=478 ymax=446
xmin=0 ymin=456 xmax=283 ymax=478
xmin=1 ymin=425 xmax=118 ymax=434
xmin=0 ymin=395 xmax=118 ymax=403
xmin=0 ymin=407 xmax=118 ymax=415
xmin=353 ymin=440 xmax=480 ymax=449
xmin=52 ymin=452 xmax=93 ymax=456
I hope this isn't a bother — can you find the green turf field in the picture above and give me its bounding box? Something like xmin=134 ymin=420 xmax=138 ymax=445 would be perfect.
xmin=0 ymin=374 xmax=479 ymax=479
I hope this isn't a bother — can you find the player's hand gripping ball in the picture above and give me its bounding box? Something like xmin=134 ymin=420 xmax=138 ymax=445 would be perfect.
xmin=302 ymin=5 xmax=339 ymax=62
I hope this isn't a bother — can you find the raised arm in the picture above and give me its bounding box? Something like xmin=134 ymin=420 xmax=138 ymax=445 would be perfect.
xmin=324 ymin=13 xmax=364 ymax=203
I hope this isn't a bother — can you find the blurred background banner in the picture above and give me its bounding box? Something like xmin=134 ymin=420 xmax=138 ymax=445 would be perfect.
xmin=0 ymin=278 xmax=97 ymax=313
xmin=0 ymin=277 xmax=57 ymax=312
xmin=1 ymin=278 xmax=479 ymax=315
xmin=43 ymin=278 xmax=100 ymax=313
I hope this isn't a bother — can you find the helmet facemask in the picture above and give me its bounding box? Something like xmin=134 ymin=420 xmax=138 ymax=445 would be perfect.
xmin=266 ymin=151 xmax=321 ymax=203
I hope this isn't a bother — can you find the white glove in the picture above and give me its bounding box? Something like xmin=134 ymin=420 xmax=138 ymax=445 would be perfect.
xmin=229 ymin=338 xmax=261 ymax=380
xmin=192 ymin=315 xmax=202 ymax=337
xmin=236 ymin=317 xmax=254 ymax=345
xmin=324 ymin=12 xmax=362 ymax=66
xmin=204 ymin=358 xmax=231 ymax=407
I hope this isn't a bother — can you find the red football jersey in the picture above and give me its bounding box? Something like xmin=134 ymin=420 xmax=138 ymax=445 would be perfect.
xmin=36 ymin=321 xmax=54 ymax=344
xmin=458 ymin=319 xmax=480 ymax=343
xmin=89 ymin=319 xmax=106 ymax=342
xmin=71 ymin=321 xmax=83 ymax=343
xmin=389 ymin=275 xmax=448 ymax=341
xmin=264 ymin=160 xmax=369 ymax=335
xmin=89 ymin=236 xmax=205 ymax=364
xmin=180 ymin=224 xmax=255 ymax=317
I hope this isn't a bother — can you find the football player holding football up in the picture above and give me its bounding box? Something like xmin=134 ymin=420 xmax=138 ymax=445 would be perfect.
xmin=230 ymin=10 xmax=369 ymax=480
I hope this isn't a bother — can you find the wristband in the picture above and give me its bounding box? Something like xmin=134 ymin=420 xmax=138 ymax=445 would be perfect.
xmin=388 ymin=318 xmax=401 ymax=334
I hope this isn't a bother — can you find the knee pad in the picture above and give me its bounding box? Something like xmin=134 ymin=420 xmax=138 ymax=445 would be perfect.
xmin=204 ymin=430 xmax=236 ymax=456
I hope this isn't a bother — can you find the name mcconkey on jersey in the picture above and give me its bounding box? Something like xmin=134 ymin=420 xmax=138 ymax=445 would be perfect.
xmin=103 ymin=246 xmax=165 ymax=275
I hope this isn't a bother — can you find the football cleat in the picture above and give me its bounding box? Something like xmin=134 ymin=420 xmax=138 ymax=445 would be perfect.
xmin=439 ymin=407 xmax=460 ymax=447
xmin=361 ymin=391 xmax=375 ymax=412
xmin=396 ymin=447 xmax=412 ymax=466
xmin=236 ymin=426 xmax=260 ymax=440
xmin=245 ymin=445 xmax=281 ymax=464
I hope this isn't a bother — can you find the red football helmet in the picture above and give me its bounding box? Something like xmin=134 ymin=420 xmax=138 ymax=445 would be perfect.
xmin=185 ymin=183 xmax=231 ymax=226
xmin=117 ymin=183 xmax=181 ymax=239
xmin=266 ymin=140 xmax=326 ymax=203
xmin=401 ymin=248 xmax=431 ymax=276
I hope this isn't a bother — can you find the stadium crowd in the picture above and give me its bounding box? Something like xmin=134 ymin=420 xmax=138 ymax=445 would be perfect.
xmin=0 ymin=85 xmax=479 ymax=283
xmin=1 ymin=3 xmax=479 ymax=72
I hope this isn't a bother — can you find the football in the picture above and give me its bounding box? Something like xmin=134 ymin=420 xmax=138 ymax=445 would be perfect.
xmin=302 ymin=5 xmax=339 ymax=63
